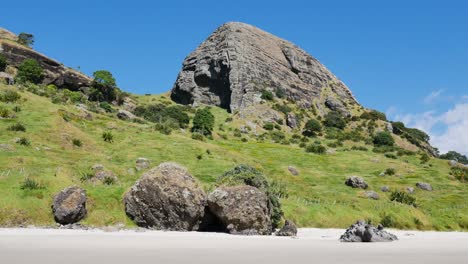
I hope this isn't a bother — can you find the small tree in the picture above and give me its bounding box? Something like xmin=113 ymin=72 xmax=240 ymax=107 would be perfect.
xmin=18 ymin=33 xmax=34 ymax=47
xmin=90 ymin=70 xmax=118 ymax=102
xmin=192 ymin=107 xmax=215 ymax=136
xmin=303 ymin=119 xmax=322 ymax=137
xmin=373 ymin=131 xmax=395 ymax=146
xmin=16 ymin=59 xmax=43 ymax=84
xmin=0 ymin=54 xmax=7 ymax=72
xmin=323 ymin=111 xmax=346 ymax=129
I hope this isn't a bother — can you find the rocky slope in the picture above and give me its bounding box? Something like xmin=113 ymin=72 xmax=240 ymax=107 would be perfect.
xmin=171 ymin=22 xmax=358 ymax=114
xmin=0 ymin=28 xmax=91 ymax=90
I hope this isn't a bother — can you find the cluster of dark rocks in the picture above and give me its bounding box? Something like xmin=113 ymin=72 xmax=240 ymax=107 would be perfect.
xmin=340 ymin=220 xmax=398 ymax=242
xmin=51 ymin=162 xmax=297 ymax=236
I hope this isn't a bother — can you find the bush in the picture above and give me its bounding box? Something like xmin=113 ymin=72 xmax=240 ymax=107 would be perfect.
xmin=390 ymin=191 xmax=416 ymax=207
xmin=450 ymin=166 xmax=467 ymax=182
xmin=351 ymin=146 xmax=368 ymax=151
xmin=0 ymin=90 xmax=21 ymax=103
xmin=373 ymin=131 xmax=394 ymax=146
xmin=373 ymin=145 xmax=396 ymax=153
xmin=397 ymin=149 xmax=416 ymax=156
xmin=0 ymin=106 xmax=11 ymax=118
xmin=323 ymin=112 xmax=346 ymax=129
xmin=7 ymin=123 xmax=26 ymax=132
xmin=261 ymin=89 xmax=274 ymax=101
xmin=102 ymin=131 xmax=114 ymax=143
xmin=274 ymin=88 xmax=285 ymax=99
xmin=272 ymin=103 xmax=292 ymax=115
xmin=385 ymin=153 xmax=397 ymax=159
xmin=380 ymin=214 xmax=396 ymax=228
xmin=20 ymin=178 xmax=43 ymax=190
xmin=270 ymin=131 xmax=285 ymax=143
xmin=191 ymin=132 xmax=205 ymax=141
xmin=0 ymin=54 xmax=6 ymax=72
xmin=360 ymin=109 xmax=387 ymax=121
xmin=103 ymin=176 xmax=116 ymax=185
xmin=303 ymin=119 xmax=322 ymax=137
xmin=305 ymin=144 xmax=327 ymax=154
xmin=420 ymin=153 xmax=430 ymax=164
xmin=17 ymin=137 xmax=30 ymax=146
xmin=263 ymin=122 xmax=274 ymax=130
xmin=134 ymin=104 xmax=190 ymax=128
xmin=440 ymin=151 xmax=468 ymax=165
xmin=192 ymin=107 xmax=215 ymax=135
xmin=217 ymin=165 xmax=283 ymax=228
xmin=12 ymin=106 xmax=21 ymax=112
xmin=18 ymin=32 xmax=34 ymax=47
xmin=99 ymin=102 xmax=114 ymax=113
xmin=384 ymin=168 xmax=396 ymax=175
xmin=16 ymin=59 xmax=44 ymax=84
xmin=72 ymin=138 xmax=82 ymax=147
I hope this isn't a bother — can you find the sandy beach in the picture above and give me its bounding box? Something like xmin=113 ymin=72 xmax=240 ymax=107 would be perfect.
xmin=0 ymin=228 xmax=467 ymax=264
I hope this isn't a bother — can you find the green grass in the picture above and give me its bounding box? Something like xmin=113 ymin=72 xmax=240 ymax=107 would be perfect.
xmin=0 ymin=84 xmax=467 ymax=230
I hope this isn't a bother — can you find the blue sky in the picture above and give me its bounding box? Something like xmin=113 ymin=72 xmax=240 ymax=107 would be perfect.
xmin=2 ymin=0 xmax=467 ymax=154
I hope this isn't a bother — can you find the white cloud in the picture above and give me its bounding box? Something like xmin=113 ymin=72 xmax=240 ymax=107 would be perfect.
xmin=423 ymin=89 xmax=444 ymax=104
xmin=387 ymin=103 xmax=468 ymax=156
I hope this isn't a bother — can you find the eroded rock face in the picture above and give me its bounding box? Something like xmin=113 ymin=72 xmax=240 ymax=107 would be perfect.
xmin=340 ymin=220 xmax=398 ymax=242
xmin=171 ymin=22 xmax=358 ymax=112
xmin=0 ymin=29 xmax=91 ymax=90
xmin=124 ymin=162 xmax=206 ymax=231
xmin=207 ymin=185 xmax=272 ymax=235
xmin=52 ymin=186 xmax=87 ymax=225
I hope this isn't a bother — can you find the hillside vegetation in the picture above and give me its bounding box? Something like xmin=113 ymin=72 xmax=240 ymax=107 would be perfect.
xmin=1 ymin=83 xmax=466 ymax=230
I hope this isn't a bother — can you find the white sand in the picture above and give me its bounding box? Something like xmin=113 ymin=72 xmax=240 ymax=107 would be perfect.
xmin=0 ymin=228 xmax=467 ymax=264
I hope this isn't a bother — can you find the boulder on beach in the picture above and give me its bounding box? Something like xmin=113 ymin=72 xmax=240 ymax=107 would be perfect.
xmin=124 ymin=162 xmax=206 ymax=231
xmin=207 ymin=185 xmax=272 ymax=235
xmin=345 ymin=176 xmax=368 ymax=189
xmin=52 ymin=186 xmax=87 ymax=225
xmin=340 ymin=220 xmax=398 ymax=242
xmin=276 ymin=220 xmax=298 ymax=236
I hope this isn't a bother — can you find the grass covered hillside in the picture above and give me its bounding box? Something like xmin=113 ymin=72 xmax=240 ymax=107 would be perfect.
xmin=0 ymin=83 xmax=467 ymax=231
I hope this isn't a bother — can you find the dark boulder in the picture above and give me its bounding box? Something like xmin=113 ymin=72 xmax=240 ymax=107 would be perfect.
xmin=207 ymin=185 xmax=272 ymax=235
xmin=340 ymin=220 xmax=398 ymax=242
xmin=124 ymin=162 xmax=206 ymax=231
xmin=52 ymin=186 xmax=87 ymax=225
xmin=345 ymin=176 xmax=368 ymax=189
xmin=276 ymin=220 xmax=297 ymax=236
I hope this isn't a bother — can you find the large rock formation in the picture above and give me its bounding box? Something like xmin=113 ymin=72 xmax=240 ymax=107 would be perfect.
xmin=124 ymin=162 xmax=206 ymax=231
xmin=171 ymin=22 xmax=358 ymax=113
xmin=52 ymin=186 xmax=87 ymax=225
xmin=0 ymin=28 xmax=91 ymax=90
xmin=207 ymin=185 xmax=272 ymax=235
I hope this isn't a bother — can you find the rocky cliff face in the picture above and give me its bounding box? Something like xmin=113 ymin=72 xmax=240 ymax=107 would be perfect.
xmin=0 ymin=28 xmax=91 ymax=90
xmin=171 ymin=22 xmax=359 ymax=113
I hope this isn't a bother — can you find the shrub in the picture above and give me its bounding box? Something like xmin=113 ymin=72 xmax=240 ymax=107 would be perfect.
xmin=196 ymin=154 xmax=203 ymax=160
xmin=351 ymin=146 xmax=368 ymax=151
xmin=261 ymin=89 xmax=274 ymax=101
xmin=16 ymin=59 xmax=44 ymax=84
xmin=0 ymin=90 xmax=21 ymax=103
xmin=0 ymin=106 xmax=11 ymax=118
xmin=20 ymin=178 xmax=43 ymax=190
xmin=420 ymin=153 xmax=430 ymax=164
xmin=384 ymin=168 xmax=396 ymax=175
xmin=373 ymin=145 xmax=396 ymax=153
xmin=192 ymin=107 xmax=215 ymax=135
xmin=217 ymin=165 xmax=283 ymax=228
xmin=263 ymin=122 xmax=274 ymax=131
xmin=360 ymin=109 xmax=387 ymax=121
xmin=373 ymin=131 xmax=394 ymax=146
xmin=12 ymin=106 xmax=21 ymax=112
xmin=89 ymin=70 xmax=119 ymax=102
xmin=397 ymin=149 xmax=416 ymax=156
xmin=225 ymin=117 xmax=233 ymax=122
xmin=0 ymin=54 xmax=7 ymax=72
xmin=272 ymin=103 xmax=292 ymax=115
xmin=323 ymin=112 xmax=346 ymax=129
xmin=385 ymin=153 xmax=397 ymax=159
xmin=72 ymin=138 xmax=82 ymax=147
xmin=99 ymin=102 xmax=114 ymax=113
xmin=18 ymin=33 xmax=34 ymax=47
xmin=17 ymin=137 xmax=30 ymax=146
xmin=450 ymin=166 xmax=467 ymax=182
xmin=303 ymin=119 xmax=322 ymax=137
xmin=305 ymin=144 xmax=327 ymax=154
xmin=390 ymin=191 xmax=416 ymax=207
xmin=440 ymin=151 xmax=468 ymax=165
xmin=274 ymin=88 xmax=285 ymax=98
xmin=103 ymin=176 xmax=116 ymax=185
xmin=102 ymin=131 xmax=114 ymax=143
xmin=134 ymin=104 xmax=190 ymax=128
xmin=80 ymin=171 xmax=94 ymax=182
xmin=270 ymin=131 xmax=285 ymax=143
xmin=380 ymin=214 xmax=396 ymax=228
xmin=241 ymin=137 xmax=248 ymax=142
xmin=7 ymin=123 xmax=26 ymax=132
xmin=191 ymin=132 xmax=205 ymax=141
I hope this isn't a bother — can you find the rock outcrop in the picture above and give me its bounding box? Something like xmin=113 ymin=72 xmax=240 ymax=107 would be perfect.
xmin=171 ymin=22 xmax=358 ymax=113
xmin=124 ymin=162 xmax=206 ymax=231
xmin=0 ymin=28 xmax=91 ymax=90
xmin=52 ymin=186 xmax=87 ymax=225
xmin=340 ymin=220 xmax=398 ymax=242
xmin=207 ymin=185 xmax=272 ymax=235
xmin=345 ymin=176 xmax=368 ymax=189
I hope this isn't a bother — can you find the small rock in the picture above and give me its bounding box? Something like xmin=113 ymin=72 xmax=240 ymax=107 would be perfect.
xmin=52 ymin=186 xmax=87 ymax=225
xmin=0 ymin=143 xmax=14 ymax=151
xmin=406 ymin=187 xmax=415 ymax=194
xmin=117 ymin=109 xmax=137 ymax=120
xmin=91 ymin=164 xmax=117 ymax=182
xmin=345 ymin=176 xmax=368 ymax=189
xmin=276 ymin=220 xmax=297 ymax=236
xmin=365 ymin=191 xmax=380 ymax=200
xmin=288 ymin=166 xmax=299 ymax=176
xmin=449 ymin=160 xmax=458 ymax=167
xmin=380 ymin=186 xmax=390 ymax=192
xmin=286 ymin=113 xmax=298 ymax=129
xmin=135 ymin=157 xmax=150 ymax=171
xmin=416 ymin=182 xmax=433 ymax=191
xmin=340 ymin=220 xmax=398 ymax=242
